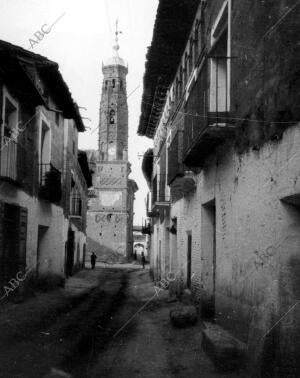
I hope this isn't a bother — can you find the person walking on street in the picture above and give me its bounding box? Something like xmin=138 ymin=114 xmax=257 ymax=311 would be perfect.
xmin=141 ymin=251 xmax=146 ymax=269
xmin=91 ymin=252 xmax=97 ymax=269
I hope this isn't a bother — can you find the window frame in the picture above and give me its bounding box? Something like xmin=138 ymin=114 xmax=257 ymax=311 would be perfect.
xmin=38 ymin=110 xmax=52 ymax=181
xmin=209 ymin=0 xmax=232 ymax=113
xmin=1 ymin=86 xmax=19 ymax=143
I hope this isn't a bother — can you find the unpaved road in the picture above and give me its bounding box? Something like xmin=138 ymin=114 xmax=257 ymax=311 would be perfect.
xmin=0 ymin=266 xmax=243 ymax=377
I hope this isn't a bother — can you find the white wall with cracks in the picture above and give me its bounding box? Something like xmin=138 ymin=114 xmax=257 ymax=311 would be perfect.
xmin=157 ymin=122 xmax=300 ymax=373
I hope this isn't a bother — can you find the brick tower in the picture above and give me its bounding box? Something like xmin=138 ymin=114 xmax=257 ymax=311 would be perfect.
xmin=87 ymin=21 xmax=137 ymax=262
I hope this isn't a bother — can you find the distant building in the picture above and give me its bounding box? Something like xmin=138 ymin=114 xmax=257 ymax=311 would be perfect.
xmin=133 ymin=225 xmax=148 ymax=258
xmin=139 ymin=0 xmax=300 ymax=376
xmin=87 ymin=25 xmax=138 ymax=262
xmin=0 ymin=40 xmax=91 ymax=293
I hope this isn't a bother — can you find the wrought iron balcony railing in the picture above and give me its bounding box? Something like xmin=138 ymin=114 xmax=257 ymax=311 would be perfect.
xmin=183 ymin=58 xmax=234 ymax=167
xmin=39 ymin=163 xmax=62 ymax=203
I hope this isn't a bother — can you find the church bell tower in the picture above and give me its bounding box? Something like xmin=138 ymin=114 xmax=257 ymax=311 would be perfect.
xmin=98 ymin=26 xmax=128 ymax=162
xmin=87 ymin=21 xmax=137 ymax=261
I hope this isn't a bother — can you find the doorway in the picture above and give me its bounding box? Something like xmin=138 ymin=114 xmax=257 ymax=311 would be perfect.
xmin=201 ymin=200 xmax=216 ymax=318
xmin=65 ymin=228 xmax=75 ymax=277
xmin=1 ymin=204 xmax=20 ymax=284
xmin=37 ymin=225 xmax=48 ymax=276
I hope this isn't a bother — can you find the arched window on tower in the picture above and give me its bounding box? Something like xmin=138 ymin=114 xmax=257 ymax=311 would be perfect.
xmin=112 ymin=79 xmax=115 ymax=88
xmin=109 ymin=109 xmax=115 ymax=124
xmin=120 ymin=80 xmax=123 ymax=90
xmin=105 ymin=81 xmax=108 ymax=90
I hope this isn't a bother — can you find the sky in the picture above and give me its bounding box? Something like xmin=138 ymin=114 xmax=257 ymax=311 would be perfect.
xmin=0 ymin=0 xmax=158 ymax=225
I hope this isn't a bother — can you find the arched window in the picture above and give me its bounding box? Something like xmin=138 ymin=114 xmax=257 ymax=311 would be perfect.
xmin=120 ymin=80 xmax=123 ymax=90
xmin=109 ymin=109 xmax=115 ymax=124
xmin=112 ymin=79 xmax=115 ymax=88
xmin=105 ymin=81 xmax=108 ymax=90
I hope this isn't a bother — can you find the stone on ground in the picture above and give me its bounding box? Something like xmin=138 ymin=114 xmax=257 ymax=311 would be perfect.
xmin=170 ymin=305 xmax=198 ymax=327
xmin=181 ymin=288 xmax=192 ymax=304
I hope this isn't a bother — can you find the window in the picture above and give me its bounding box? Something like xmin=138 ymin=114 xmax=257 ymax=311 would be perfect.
xmin=38 ymin=113 xmax=51 ymax=181
xmin=112 ymin=79 xmax=115 ymax=88
xmin=40 ymin=121 xmax=50 ymax=162
xmin=105 ymin=81 xmax=108 ymax=90
xmin=70 ymin=186 xmax=82 ymax=216
xmin=209 ymin=1 xmax=231 ymax=113
xmin=1 ymin=88 xmax=18 ymax=148
xmin=120 ymin=80 xmax=123 ymax=90
xmin=0 ymin=88 xmax=19 ymax=180
xmin=109 ymin=109 xmax=115 ymax=124
xmin=1 ymin=88 xmax=18 ymax=144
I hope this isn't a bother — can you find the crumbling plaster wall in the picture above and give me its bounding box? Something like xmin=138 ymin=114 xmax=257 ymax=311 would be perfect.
xmin=172 ymin=123 xmax=300 ymax=372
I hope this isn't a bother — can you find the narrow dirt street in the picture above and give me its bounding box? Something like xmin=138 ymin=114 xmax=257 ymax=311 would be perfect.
xmin=0 ymin=267 xmax=127 ymax=378
xmin=0 ymin=266 xmax=245 ymax=377
xmin=87 ymin=267 xmax=244 ymax=378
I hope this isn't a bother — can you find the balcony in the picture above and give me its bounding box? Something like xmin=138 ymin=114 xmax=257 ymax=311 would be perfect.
xmin=69 ymin=152 xmax=88 ymax=194
xmin=151 ymin=174 xmax=170 ymax=213
xmin=168 ymin=131 xmax=184 ymax=185
xmin=183 ymin=59 xmax=235 ymax=167
xmin=39 ymin=163 xmax=62 ymax=203
xmin=0 ymin=139 xmax=25 ymax=186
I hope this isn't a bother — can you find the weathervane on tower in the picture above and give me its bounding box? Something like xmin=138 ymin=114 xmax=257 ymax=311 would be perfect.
xmin=113 ymin=19 xmax=122 ymax=57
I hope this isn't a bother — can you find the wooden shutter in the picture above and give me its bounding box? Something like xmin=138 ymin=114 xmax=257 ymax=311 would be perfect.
xmin=18 ymin=206 xmax=28 ymax=271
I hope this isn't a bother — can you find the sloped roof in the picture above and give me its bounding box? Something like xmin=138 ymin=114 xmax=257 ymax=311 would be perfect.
xmin=0 ymin=39 xmax=85 ymax=131
xmin=137 ymin=0 xmax=200 ymax=138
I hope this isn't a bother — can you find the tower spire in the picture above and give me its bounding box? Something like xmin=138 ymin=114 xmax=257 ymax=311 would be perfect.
xmin=113 ymin=19 xmax=122 ymax=57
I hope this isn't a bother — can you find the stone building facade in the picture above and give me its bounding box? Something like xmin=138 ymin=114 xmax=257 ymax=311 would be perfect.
xmin=87 ymin=43 xmax=137 ymax=262
xmin=0 ymin=40 xmax=91 ymax=293
xmin=139 ymin=0 xmax=300 ymax=376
